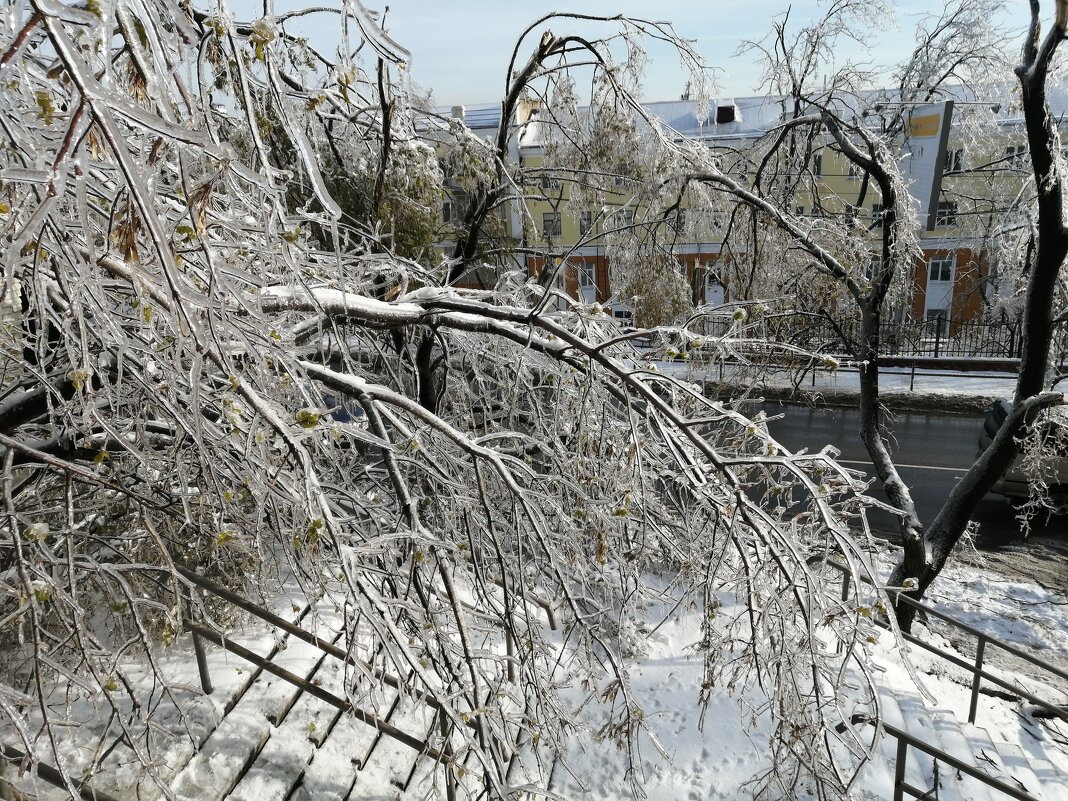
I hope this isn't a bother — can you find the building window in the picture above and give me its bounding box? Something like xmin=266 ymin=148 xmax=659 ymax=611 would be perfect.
xmin=871 ymin=203 xmax=885 ymax=226
xmin=579 ymin=210 xmax=593 ymax=236
xmin=615 ymin=207 xmax=635 ymax=227
xmin=442 ymin=200 xmax=453 ymax=224
xmin=578 ymin=263 xmax=595 ymax=289
xmin=812 ymin=152 xmax=823 ymax=177
xmin=540 ymin=175 xmax=561 ymax=190
xmin=848 ymin=162 xmax=862 ymax=181
xmin=928 ymin=253 xmax=955 ymax=283
xmin=864 ymin=254 xmax=878 ymax=280
xmin=439 ymin=157 xmax=454 ymax=185
xmin=944 ymin=148 xmax=964 ymax=174
xmin=669 ymin=209 xmax=686 ymax=234
xmin=542 ymin=212 xmax=562 ymax=238
xmin=795 ymin=205 xmax=805 ymax=217
xmin=1005 ymin=144 xmax=1028 ymax=168
xmin=935 ymin=200 xmax=958 ymax=227
xmin=844 ymin=205 xmax=860 ymax=224
xmin=925 ymin=308 xmax=949 ymax=336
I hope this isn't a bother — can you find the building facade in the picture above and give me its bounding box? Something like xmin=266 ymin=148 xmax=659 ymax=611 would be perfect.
xmin=438 ymin=91 xmax=1046 ymax=330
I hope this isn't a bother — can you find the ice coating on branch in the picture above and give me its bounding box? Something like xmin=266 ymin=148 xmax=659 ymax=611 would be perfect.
xmin=351 ymin=0 xmax=411 ymax=67
xmin=259 ymin=286 xmax=424 ymax=321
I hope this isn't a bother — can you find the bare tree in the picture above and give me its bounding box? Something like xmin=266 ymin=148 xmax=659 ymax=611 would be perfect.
xmin=676 ymin=0 xmax=1067 ymax=629
xmin=0 ymin=3 xmax=891 ymax=800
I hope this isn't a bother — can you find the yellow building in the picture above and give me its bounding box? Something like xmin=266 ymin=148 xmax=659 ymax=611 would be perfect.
xmin=440 ymin=92 xmax=1039 ymax=332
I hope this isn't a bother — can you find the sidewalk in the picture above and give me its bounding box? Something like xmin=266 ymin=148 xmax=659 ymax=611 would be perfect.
xmin=655 ymin=359 xmax=1022 ymax=414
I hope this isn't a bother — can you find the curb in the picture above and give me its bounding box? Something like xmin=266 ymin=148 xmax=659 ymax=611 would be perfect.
xmin=700 ymin=381 xmax=1000 ymax=415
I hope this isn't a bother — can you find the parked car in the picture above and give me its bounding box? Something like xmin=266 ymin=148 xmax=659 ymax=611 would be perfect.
xmin=977 ymin=398 xmax=1068 ymax=513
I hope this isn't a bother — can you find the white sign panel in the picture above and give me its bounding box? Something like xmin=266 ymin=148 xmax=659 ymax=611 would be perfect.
xmin=901 ymin=101 xmax=954 ymax=231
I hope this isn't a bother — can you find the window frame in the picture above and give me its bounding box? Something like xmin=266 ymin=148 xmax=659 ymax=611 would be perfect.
xmin=927 ymin=253 xmax=955 ymax=284
xmin=935 ymin=200 xmax=958 ymax=227
xmin=944 ymin=148 xmax=964 ymax=175
xmin=542 ymin=211 xmax=562 ymax=239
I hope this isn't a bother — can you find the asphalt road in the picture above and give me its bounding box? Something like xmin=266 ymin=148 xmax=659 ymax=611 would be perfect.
xmin=750 ymin=401 xmax=1068 ymax=590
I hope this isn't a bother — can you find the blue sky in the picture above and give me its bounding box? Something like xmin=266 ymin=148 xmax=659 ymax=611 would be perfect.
xmin=260 ymin=2 xmax=1027 ymax=106
xmin=379 ymin=1 xmax=1023 ymax=105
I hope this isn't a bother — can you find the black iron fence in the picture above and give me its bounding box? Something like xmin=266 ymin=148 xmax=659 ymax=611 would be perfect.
xmin=697 ymin=312 xmax=1027 ymax=360
xmin=759 ymin=313 xmax=1023 ymax=359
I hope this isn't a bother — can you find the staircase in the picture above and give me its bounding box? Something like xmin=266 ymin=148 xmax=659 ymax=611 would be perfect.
xmin=2 ymin=583 xmax=451 ymax=801
xmin=861 ymin=687 xmax=1068 ymax=800
xmin=3 ymin=571 xmax=1067 ymax=801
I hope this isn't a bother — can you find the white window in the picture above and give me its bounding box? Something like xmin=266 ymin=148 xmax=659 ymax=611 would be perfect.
xmin=540 ymin=175 xmax=561 ymax=190
xmin=542 ymin=212 xmax=561 ymax=238
xmin=812 ymin=152 xmax=823 ymax=177
xmin=944 ymin=148 xmax=964 ymax=174
xmin=928 ymin=253 xmax=955 ymax=283
xmin=669 ymin=209 xmax=686 ymax=234
xmin=848 ymin=162 xmax=862 ymax=180
xmin=871 ymin=203 xmax=885 ymax=226
xmin=1005 ymin=144 xmax=1028 ymax=168
xmin=925 ymin=307 xmax=949 ymax=334
xmin=577 ymin=262 xmax=597 ymax=303
xmin=935 ymin=200 xmax=958 ymax=227
xmin=616 ymin=207 xmax=635 ymax=227
xmin=579 ymin=210 xmax=593 ymax=236
xmin=704 ymin=261 xmax=725 ymax=306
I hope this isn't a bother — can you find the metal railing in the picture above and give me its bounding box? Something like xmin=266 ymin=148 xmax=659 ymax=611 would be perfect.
xmin=827 ymin=560 xmax=1068 ymax=725
xmin=758 ymin=313 xmax=1025 ymax=359
xmin=840 ymin=715 xmax=1042 ymax=801
xmin=823 ymin=558 xmax=1067 ymax=801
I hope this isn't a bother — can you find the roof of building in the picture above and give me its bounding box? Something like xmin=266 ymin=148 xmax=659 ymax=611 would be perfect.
xmin=431 ymin=83 xmax=1068 ymax=147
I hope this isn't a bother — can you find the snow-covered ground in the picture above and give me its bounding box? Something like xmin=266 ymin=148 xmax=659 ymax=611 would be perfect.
xmin=5 ymin=549 xmax=1066 ymax=801
xmin=656 ymin=359 xmax=1021 ymax=402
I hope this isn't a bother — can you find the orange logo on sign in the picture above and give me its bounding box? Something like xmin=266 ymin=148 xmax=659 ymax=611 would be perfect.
xmin=909 ymin=114 xmax=940 ymax=138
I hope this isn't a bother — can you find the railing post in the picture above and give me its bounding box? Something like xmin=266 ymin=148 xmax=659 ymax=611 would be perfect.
xmin=192 ymin=628 xmax=214 ymax=695
xmin=183 ymin=593 xmax=214 ymax=695
xmin=893 ymin=737 xmax=908 ymax=801
xmin=968 ymin=635 xmax=987 ymax=724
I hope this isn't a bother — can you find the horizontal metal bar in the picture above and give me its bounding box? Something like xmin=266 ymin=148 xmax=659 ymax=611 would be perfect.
xmin=871 ymin=718 xmax=1042 ymax=801
xmin=188 ymin=623 xmax=444 ymax=761
xmin=818 ymin=559 xmax=1068 ymax=685
xmin=1 ymin=743 xmax=123 ymax=801
xmin=177 ymin=567 xmax=445 ymax=710
xmin=896 ymin=630 xmax=1065 ymax=717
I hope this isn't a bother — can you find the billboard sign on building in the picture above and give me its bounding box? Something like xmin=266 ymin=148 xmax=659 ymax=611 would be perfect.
xmin=901 ymin=101 xmax=955 ymax=231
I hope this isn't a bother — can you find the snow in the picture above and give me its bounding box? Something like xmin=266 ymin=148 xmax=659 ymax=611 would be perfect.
xmin=6 ymin=550 xmax=1066 ymax=801
xmin=658 ymin=359 xmax=1021 ymax=401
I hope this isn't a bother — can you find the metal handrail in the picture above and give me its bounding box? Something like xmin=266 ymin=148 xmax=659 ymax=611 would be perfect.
xmin=820 ymin=557 xmax=1068 ymax=724
xmin=1 ymin=744 xmax=122 ymax=801
xmin=843 ymin=715 xmax=1042 ymax=801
